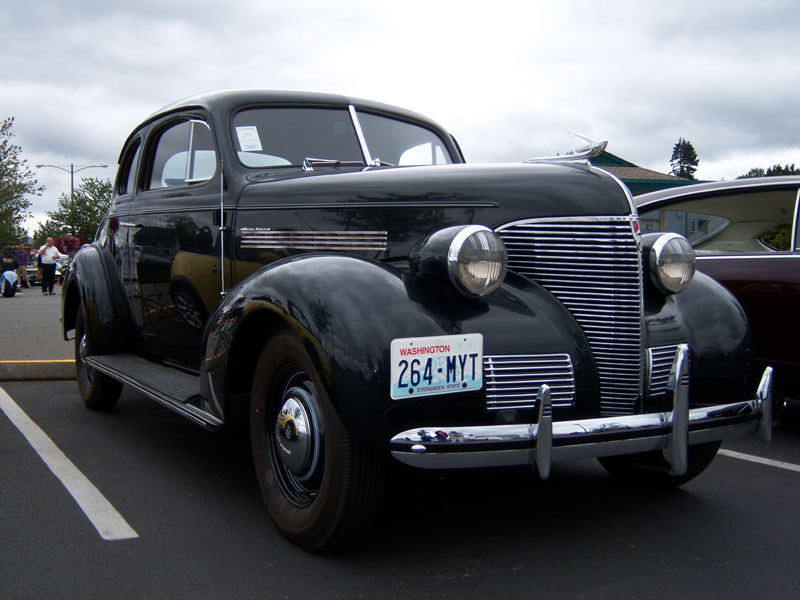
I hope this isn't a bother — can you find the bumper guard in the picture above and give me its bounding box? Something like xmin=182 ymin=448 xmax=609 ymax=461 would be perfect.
xmin=389 ymin=345 xmax=773 ymax=478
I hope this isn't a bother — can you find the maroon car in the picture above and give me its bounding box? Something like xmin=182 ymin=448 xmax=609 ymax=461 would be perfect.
xmin=636 ymin=176 xmax=800 ymax=400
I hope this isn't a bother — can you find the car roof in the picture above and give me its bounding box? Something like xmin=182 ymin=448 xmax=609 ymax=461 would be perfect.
xmin=635 ymin=175 xmax=800 ymax=208
xmin=143 ymin=89 xmax=446 ymax=132
xmin=121 ymin=89 xmax=454 ymax=162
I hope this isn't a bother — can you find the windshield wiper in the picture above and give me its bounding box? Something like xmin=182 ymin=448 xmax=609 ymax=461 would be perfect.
xmin=302 ymin=157 xmax=365 ymax=173
xmin=369 ymin=158 xmax=395 ymax=167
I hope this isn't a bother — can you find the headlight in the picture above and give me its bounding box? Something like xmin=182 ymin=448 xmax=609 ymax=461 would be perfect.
xmin=447 ymin=226 xmax=507 ymax=295
xmin=410 ymin=225 xmax=508 ymax=297
xmin=647 ymin=233 xmax=695 ymax=294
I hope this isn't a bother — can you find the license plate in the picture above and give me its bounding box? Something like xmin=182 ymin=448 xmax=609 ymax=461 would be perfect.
xmin=390 ymin=334 xmax=483 ymax=400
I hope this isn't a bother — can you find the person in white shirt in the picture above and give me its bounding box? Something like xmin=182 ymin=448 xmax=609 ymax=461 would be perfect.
xmin=38 ymin=237 xmax=64 ymax=295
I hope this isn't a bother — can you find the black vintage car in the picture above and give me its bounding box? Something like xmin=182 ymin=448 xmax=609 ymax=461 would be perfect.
xmin=62 ymin=90 xmax=773 ymax=551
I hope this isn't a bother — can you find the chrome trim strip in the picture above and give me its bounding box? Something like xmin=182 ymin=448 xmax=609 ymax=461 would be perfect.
xmin=588 ymin=165 xmax=638 ymax=216
xmin=389 ymin=365 xmax=773 ymax=473
xmin=496 ymin=215 xmax=637 ymax=230
xmin=697 ymin=254 xmax=797 ymax=261
xmin=240 ymin=230 xmax=388 ymax=251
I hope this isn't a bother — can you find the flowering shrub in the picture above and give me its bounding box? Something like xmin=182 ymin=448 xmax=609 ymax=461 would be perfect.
xmin=54 ymin=235 xmax=86 ymax=253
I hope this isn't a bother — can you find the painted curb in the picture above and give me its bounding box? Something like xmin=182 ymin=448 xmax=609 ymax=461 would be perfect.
xmin=0 ymin=360 xmax=77 ymax=381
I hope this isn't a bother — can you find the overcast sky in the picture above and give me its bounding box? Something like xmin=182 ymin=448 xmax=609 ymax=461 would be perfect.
xmin=3 ymin=0 xmax=799 ymax=233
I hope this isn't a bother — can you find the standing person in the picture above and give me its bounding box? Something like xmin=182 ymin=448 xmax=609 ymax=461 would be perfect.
xmin=14 ymin=244 xmax=29 ymax=291
xmin=38 ymin=237 xmax=63 ymax=296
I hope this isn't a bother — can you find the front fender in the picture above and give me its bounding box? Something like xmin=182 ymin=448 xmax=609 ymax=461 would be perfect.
xmin=62 ymin=242 xmax=137 ymax=354
xmin=203 ymin=254 xmax=595 ymax=444
xmin=644 ymin=271 xmax=752 ymax=404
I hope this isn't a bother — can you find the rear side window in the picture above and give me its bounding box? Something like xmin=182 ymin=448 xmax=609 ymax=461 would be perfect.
xmin=639 ymin=188 xmax=798 ymax=254
xmin=116 ymin=139 xmax=141 ymax=195
xmin=147 ymin=119 xmax=216 ymax=189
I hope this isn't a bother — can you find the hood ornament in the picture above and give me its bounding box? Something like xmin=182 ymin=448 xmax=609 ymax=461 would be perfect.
xmin=524 ymin=132 xmax=608 ymax=164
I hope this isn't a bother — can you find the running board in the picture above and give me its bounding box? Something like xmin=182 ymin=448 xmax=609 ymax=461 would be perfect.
xmin=85 ymin=354 xmax=223 ymax=431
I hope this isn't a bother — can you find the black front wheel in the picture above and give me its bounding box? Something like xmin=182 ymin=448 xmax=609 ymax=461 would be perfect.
xmin=75 ymin=309 xmax=122 ymax=411
xmin=598 ymin=441 xmax=722 ymax=487
xmin=250 ymin=329 xmax=384 ymax=551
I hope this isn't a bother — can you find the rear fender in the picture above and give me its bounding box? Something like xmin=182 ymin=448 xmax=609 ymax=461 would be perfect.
xmin=62 ymin=242 xmax=137 ymax=354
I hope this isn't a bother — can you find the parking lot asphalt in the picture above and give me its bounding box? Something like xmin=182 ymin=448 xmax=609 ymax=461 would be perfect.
xmin=2 ymin=380 xmax=799 ymax=599
xmin=0 ymin=287 xmax=75 ymax=381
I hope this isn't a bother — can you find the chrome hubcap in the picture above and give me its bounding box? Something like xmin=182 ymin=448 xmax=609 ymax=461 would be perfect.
xmin=269 ymin=371 xmax=322 ymax=505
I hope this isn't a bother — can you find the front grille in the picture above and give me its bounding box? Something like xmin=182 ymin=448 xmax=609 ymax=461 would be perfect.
xmin=647 ymin=344 xmax=687 ymax=397
xmin=484 ymin=354 xmax=575 ymax=411
xmin=496 ymin=217 xmax=644 ymax=415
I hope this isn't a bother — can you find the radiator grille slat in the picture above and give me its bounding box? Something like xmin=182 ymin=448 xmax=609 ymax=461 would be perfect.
xmin=497 ymin=217 xmax=644 ymax=415
xmin=484 ymin=354 xmax=575 ymax=411
xmin=647 ymin=345 xmax=684 ymax=397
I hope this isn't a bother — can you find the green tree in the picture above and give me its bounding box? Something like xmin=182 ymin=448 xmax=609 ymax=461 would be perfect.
xmin=670 ymin=138 xmax=699 ymax=180
xmin=35 ymin=176 xmax=113 ymax=242
xmin=0 ymin=117 xmax=42 ymax=245
xmin=738 ymin=163 xmax=800 ymax=179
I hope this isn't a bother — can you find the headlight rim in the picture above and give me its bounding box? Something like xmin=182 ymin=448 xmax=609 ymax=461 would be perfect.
xmin=649 ymin=232 xmax=696 ymax=294
xmin=446 ymin=225 xmax=508 ymax=297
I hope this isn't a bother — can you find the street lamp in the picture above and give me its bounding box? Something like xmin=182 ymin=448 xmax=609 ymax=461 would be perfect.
xmin=36 ymin=163 xmax=108 ymax=236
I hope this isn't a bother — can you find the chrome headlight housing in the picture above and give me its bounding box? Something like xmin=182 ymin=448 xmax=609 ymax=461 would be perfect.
xmin=645 ymin=232 xmax=696 ymax=294
xmin=410 ymin=225 xmax=507 ymax=297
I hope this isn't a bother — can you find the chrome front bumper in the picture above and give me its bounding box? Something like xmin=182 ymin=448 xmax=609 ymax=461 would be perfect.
xmin=390 ymin=345 xmax=773 ymax=479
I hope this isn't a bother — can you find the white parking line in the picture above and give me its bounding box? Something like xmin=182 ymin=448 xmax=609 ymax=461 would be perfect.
xmin=719 ymin=449 xmax=800 ymax=474
xmin=0 ymin=386 xmax=138 ymax=541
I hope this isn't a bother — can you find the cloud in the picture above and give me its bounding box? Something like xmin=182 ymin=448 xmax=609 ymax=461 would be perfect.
xmin=3 ymin=0 xmax=799 ymax=232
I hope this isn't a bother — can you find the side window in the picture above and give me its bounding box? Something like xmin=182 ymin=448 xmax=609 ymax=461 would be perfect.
xmin=639 ymin=188 xmax=797 ymax=254
xmin=148 ymin=119 xmax=216 ymax=190
xmin=117 ymin=139 xmax=142 ymax=195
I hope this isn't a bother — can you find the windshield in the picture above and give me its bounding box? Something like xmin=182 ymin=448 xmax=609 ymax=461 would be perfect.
xmin=232 ymin=106 xmax=454 ymax=169
xmin=357 ymin=111 xmax=453 ymax=166
xmin=232 ymin=107 xmax=364 ymax=167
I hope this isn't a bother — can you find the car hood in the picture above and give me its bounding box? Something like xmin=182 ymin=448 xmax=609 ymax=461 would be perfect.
xmin=238 ymin=162 xmax=634 ymax=231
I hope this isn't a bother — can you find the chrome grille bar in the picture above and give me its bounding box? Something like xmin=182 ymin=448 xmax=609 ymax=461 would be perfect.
xmin=497 ymin=217 xmax=644 ymax=415
xmin=648 ymin=344 xmax=685 ymax=397
xmin=484 ymin=354 xmax=575 ymax=411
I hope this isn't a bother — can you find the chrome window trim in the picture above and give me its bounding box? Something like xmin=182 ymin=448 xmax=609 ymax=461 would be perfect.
xmin=349 ymin=105 xmax=373 ymax=165
xmin=792 ymin=188 xmax=800 ymax=252
xmin=635 ymin=177 xmax=800 ymax=210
